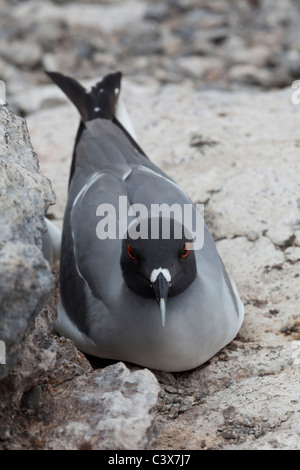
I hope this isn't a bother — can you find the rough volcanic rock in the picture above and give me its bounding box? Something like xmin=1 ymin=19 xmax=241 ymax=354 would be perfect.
xmin=43 ymin=362 xmax=160 ymax=450
xmin=0 ymin=283 xmax=160 ymax=450
xmin=0 ymin=102 xmax=55 ymax=380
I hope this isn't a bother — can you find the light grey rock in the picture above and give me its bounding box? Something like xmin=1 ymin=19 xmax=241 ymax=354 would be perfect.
xmin=11 ymin=84 xmax=68 ymax=116
xmin=0 ymin=289 xmax=92 ymax=406
xmin=144 ymin=3 xmax=169 ymax=22
xmin=176 ymin=56 xmax=224 ymax=81
xmin=266 ymin=226 xmax=295 ymax=247
xmin=185 ymin=8 xmax=227 ymax=30
xmin=0 ymin=0 xmax=299 ymax=97
xmin=0 ymin=40 xmax=43 ymax=69
xmin=229 ymin=46 xmax=271 ymax=68
xmin=13 ymin=0 xmax=147 ymax=34
xmin=0 ymin=242 xmax=55 ymax=382
xmin=228 ymin=64 xmax=275 ymax=88
xmin=0 ymin=58 xmax=32 ymax=100
xmin=284 ymin=246 xmax=300 ymax=264
xmin=154 ymin=341 xmax=300 ymax=450
xmin=280 ymin=50 xmax=300 ymax=78
xmin=293 ymin=230 xmax=300 ymax=246
xmin=44 ymin=362 xmax=160 ymax=450
xmin=0 ymin=293 xmax=159 ymax=450
xmin=0 ymin=103 xmax=55 ymax=380
xmin=228 ymin=60 xmax=291 ymax=88
xmin=120 ymin=22 xmax=163 ymax=56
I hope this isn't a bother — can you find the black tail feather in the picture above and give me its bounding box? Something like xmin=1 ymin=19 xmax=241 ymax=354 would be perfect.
xmin=45 ymin=71 xmax=89 ymax=121
xmin=45 ymin=70 xmax=148 ymax=188
xmin=45 ymin=70 xmax=122 ymax=123
xmin=88 ymin=72 xmax=122 ymax=121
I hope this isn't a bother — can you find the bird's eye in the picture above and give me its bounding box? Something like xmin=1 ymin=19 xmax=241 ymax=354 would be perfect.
xmin=127 ymin=245 xmax=137 ymax=261
xmin=180 ymin=242 xmax=191 ymax=258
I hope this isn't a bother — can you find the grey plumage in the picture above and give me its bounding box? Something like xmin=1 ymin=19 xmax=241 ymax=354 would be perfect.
xmin=47 ymin=71 xmax=244 ymax=371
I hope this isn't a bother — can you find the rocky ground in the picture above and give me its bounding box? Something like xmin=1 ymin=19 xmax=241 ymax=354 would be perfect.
xmin=1 ymin=0 xmax=300 ymax=451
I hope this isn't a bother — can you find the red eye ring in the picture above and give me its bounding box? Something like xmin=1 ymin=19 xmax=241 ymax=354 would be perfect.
xmin=127 ymin=244 xmax=137 ymax=261
xmin=181 ymin=242 xmax=191 ymax=258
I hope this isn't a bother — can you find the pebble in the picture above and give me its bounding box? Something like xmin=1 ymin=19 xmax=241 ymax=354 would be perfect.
xmin=285 ymin=246 xmax=300 ymax=264
xmin=21 ymin=385 xmax=42 ymax=410
xmin=294 ymin=231 xmax=300 ymax=246
xmin=164 ymin=385 xmax=177 ymax=394
xmin=230 ymin=46 xmax=271 ymax=68
xmin=247 ymin=231 xmax=259 ymax=242
xmin=177 ymin=56 xmax=224 ymax=81
xmin=222 ymin=428 xmax=240 ymax=440
xmin=0 ymin=425 xmax=11 ymax=442
xmin=144 ymin=4 xmax=169 ymax=22
xmin=266 ymin=226 xmax=295 ymax=248
xmin=0 ymin=41 xmax=43 ymax=69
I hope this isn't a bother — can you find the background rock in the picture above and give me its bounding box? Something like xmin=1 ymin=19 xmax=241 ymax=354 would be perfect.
xmin=153 ymin=341 xmax=300 ymax=450
xmin=2 ymin=0 xmax=300 ymax=111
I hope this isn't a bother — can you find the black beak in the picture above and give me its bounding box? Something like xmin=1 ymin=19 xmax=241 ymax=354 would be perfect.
xmin=152 ymin=272 xmax=170 ymax=328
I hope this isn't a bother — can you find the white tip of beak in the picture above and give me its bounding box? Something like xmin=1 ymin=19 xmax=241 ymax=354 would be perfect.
xmin=159 ymin=298 xmax=166 ymax=329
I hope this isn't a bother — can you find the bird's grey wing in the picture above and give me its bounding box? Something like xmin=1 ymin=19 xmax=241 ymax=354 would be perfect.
xmin=67 ymin=123 xmax=196 ymax=313
xmin=69 ymin=170 xmax=129 ymax=304
xmin=125 ymin=165 xmax=192 ymax=207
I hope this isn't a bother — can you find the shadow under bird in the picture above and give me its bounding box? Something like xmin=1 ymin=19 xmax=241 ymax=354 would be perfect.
xmin=45 ymin=71 xmax=244 ymax=372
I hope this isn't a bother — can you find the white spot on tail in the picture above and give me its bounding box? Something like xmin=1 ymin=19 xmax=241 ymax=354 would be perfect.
xmin=94 ymin=106 xmax=101 ymax=112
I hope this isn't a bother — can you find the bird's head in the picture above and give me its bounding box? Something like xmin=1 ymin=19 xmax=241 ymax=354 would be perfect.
xmin=120 ymin=217 xmax=197 ymax=327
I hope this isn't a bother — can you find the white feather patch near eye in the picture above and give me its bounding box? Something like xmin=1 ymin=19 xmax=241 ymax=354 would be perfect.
xmin=150 ymin=268 xmax=171 ymax=284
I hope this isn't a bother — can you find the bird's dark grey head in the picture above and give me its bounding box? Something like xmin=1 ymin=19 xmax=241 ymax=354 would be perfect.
xmin=120 ymin=217 xmax=197 ymax=327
